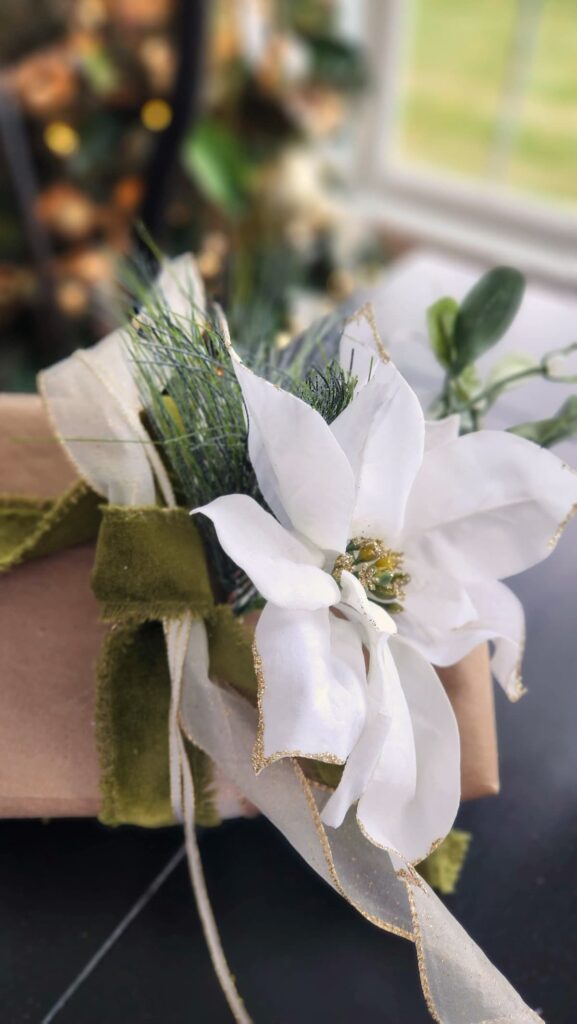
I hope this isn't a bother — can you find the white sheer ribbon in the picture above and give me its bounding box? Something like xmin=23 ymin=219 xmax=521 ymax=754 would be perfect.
xmin=40 ymin=322 xmax=541 ymax=1023
xmin=179 ymin=619 xmax=540 ymax=1024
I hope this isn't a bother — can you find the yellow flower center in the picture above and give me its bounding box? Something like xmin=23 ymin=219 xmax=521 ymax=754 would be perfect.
xmin=332 ymin=537 xmax=410 ymax=613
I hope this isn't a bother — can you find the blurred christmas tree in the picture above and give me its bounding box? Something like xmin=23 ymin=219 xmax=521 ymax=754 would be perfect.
xmin=0 ymin=0 xmax=184 ymax=387
xmin=0 ymin=0 xmax=373 ymax=390
xmin=181 ymin=0 xmax=369 ymax=350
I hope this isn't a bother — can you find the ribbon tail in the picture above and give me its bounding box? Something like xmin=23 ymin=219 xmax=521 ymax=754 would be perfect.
xmin=178 ymin=727 xmax=252 ymax=1024
xmin=179 ymin=650 xmax=541 ymax=1024
xmin=164 ymin=616 xmax=194 ymax=822
xmin=167 ymin=616 xmax=252 ymax=1024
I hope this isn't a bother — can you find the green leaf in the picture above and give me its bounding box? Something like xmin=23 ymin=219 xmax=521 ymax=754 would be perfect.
xmin=427 ymin=296 xmax=459 ymax=369
xmin=485 ymin=352 xmax=538 ymax=390
xmin=452 ymin=267 xmax=525 ymax=373
xmin=508 ymin=395 xmax=577 ymax=448
xmin=181 ymin=118 xmax=252 ymax=217
xmin=453 ymin=364 xmax=482 ymax=402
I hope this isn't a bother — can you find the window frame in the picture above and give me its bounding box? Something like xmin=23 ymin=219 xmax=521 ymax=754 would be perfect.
xmin=344 ymin=0 xmax=577 ymax=287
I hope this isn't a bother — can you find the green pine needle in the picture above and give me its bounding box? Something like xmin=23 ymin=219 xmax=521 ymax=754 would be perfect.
xmin=296 ymin=361 xmax=357 ymax=423
xmin=126 ymin=260 xmax=356 ymax=604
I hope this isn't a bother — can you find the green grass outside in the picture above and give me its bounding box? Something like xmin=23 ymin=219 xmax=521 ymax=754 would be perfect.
xmin=398 ymin=0 xmax=577 ymax=205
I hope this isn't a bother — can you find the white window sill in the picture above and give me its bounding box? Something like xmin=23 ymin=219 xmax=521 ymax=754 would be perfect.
xmin=347 ymin=164 xmax=577 ymax=290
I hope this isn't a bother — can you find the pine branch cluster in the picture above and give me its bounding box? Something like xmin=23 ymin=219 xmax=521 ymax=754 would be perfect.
xmin=126 ymin=271 xmax=356 ymax=606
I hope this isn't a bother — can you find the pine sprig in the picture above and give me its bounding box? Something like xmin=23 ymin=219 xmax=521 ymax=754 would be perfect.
xmin=129 ymin=308 xmax=254 ymax=510
xmin=127 ymin=285 xmax=260 ymax=604
xmin=126 ymin=263 xmax=357 ymax=604
xmin=296 ymin=361 xmax=357 ymax=424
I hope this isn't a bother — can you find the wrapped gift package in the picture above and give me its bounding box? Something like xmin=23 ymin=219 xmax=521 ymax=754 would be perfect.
xmin=0 ymin=394 xmax=500 ymax=819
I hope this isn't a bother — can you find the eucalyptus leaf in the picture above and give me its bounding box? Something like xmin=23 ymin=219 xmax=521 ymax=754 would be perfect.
xmin=508 ymin=395 xmax=577 ymax=448
xmin=452 ymin=267 xmax=525 ymax=373
xmin=427 ymin=296 xmax=459 ymax=370
xmin=452 ymin=364 xmax=482 ymax=403
xmin=182 ymin=119 xmax=252 ymax=217
xmin=485 ymin=352 xmax=538 ymax=390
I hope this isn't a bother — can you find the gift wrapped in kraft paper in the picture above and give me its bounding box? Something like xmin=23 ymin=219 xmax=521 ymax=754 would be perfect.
xmin=0 ymin=393 xmax=499 ymax=820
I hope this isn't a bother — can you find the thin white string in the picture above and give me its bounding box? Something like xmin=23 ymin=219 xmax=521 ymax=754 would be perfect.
xmin=164 ymin=615 xmax=193 ymax=822
xmin=179 ymin=728 xmax=252 ymax=1024
xmin=40 ymin=845 xmax=186 ymax=1024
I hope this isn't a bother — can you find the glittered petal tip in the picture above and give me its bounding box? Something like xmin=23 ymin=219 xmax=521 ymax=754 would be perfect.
xmin=356 ymin=637 xmax=460 ymax=864
xmin=254 ymin=604 xmax=367 ymax=769
xmin=405 ymin=430 xmax=577 ymax=582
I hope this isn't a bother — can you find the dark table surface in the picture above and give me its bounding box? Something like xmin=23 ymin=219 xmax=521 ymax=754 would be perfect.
xmin=3 ymin=519 xmax=576 ymax=1024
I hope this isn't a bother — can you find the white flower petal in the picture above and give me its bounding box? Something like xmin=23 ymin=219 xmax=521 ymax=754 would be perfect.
xmin=320 ymin=701 xmax=389 ymax=829
xmin=394 ymin=611 xmax=482 ymax=678
xmin=331 ymin=361 xmax=424 ymax=543
xmin=357 ymin=636 xmax=460 ymax=862
xmin=466 ymin=581 xmax=526 ymax=698
xmin=256 ymin=603 xmax=367 ymax=763
xmin=338 ymin=305 xmax=386 ymax=386
xmin=424 ymin=415 xmax=460 ymax=451
xmin=196 ymin=494 xmax=339 ymax=609
xmin=322 ymin=578 xmax=411 ymax=837
xmin=321 ymin=632 xmax=411 ymax=830
xmin=397 ymin=579 xmax=525 ymax=700
xmin=401 ymin=563 xmax=478 ymax=633
xmin=404 ymin=430 xmax=577 ymax=582
xmin=338 ymin=570 xmax=397 ymax=641
xmin=233 ymin=359 xmax=355 ymax=552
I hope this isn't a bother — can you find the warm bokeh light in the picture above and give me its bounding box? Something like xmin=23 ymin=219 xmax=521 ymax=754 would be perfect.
xmin=43 ymin=121 xmax=80 ymax=157
xmin=140 ymin=97 xmax=173 ymax=131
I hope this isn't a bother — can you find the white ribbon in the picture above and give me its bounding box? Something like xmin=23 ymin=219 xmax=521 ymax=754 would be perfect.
xmin=180 ymin=618 xmax=540 ymax=1024
xmin=40 ymin=315 xmax=249 ymax=1024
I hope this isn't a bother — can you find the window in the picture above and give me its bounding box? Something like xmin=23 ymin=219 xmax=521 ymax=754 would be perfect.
xmin=345 ymin=1 xmax=577 ymax=285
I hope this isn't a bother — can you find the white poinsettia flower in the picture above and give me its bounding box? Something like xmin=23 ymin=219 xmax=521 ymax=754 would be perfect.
xmin=194 ymin=351 xmax=462 ymax=859
xmin=339 ymin=310 xmax=577 ymax=698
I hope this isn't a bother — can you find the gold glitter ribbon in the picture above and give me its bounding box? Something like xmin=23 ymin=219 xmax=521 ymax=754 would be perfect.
xmin=180 ymin=618 xmax=541 ymax=1024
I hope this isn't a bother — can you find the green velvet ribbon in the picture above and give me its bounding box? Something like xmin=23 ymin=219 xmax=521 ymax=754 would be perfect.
xmin=92 ymin=506 xmax=214 ymax=624
xmin=0 ymin=481 xmax=102 ymax=572
xmin=92 ymin=504 xmax=257 ymax=828
xmin=418 ymin=829 xmax=472 ymax=893
xmin=0 ymin=483 xmax=257 ymax=829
